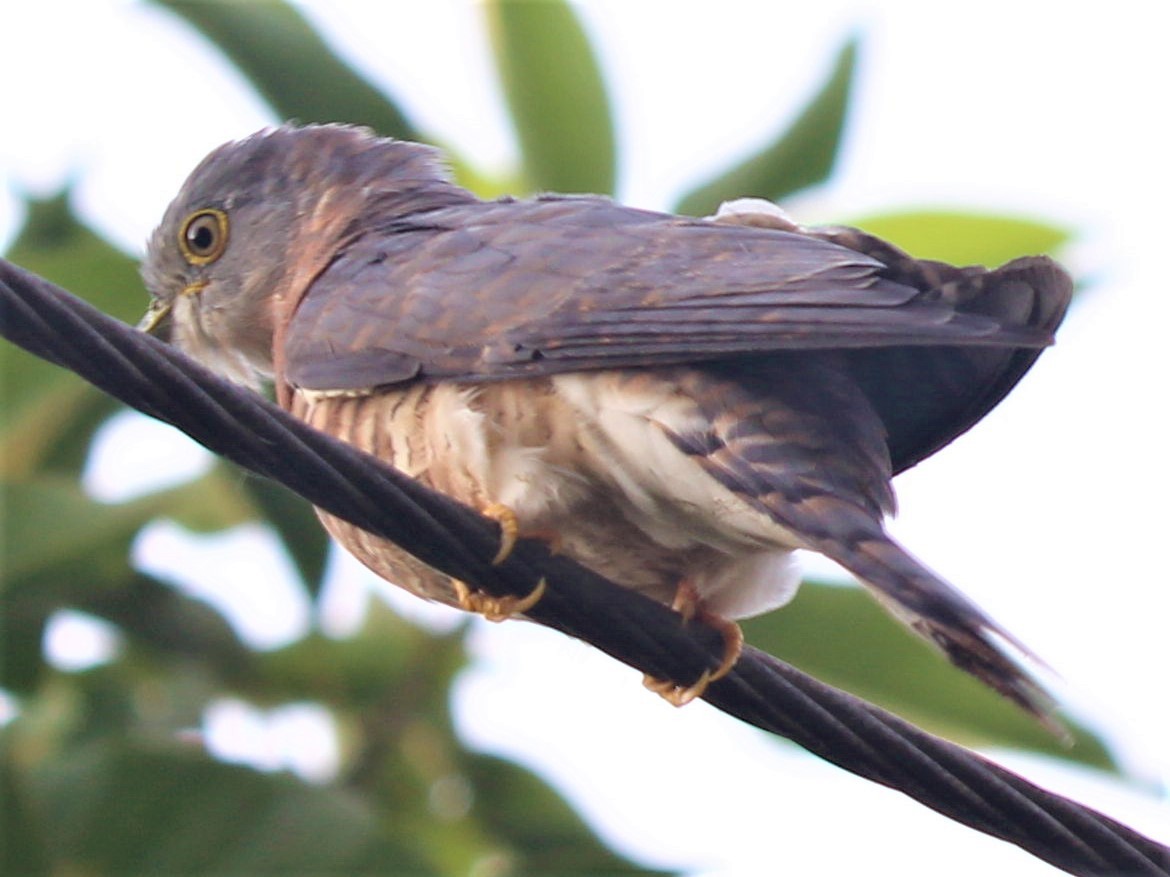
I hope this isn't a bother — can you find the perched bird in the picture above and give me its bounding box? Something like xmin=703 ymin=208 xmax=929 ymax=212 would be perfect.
xmin=140 ymin=124 xmax=1071 ymax=718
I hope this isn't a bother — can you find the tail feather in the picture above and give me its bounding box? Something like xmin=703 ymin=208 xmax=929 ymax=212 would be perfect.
xmin=812 ymin=224 xmax=1074 ymax=474
xmin=828 ymin=531 xmax=1064 ymax=736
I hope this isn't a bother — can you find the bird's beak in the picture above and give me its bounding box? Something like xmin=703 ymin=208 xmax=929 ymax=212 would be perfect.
xmin=137 ymin=298 xmax=172 ymax=335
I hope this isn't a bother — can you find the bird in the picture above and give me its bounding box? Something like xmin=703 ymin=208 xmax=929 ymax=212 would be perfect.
xmin=140 ymin=123 xmax=1072 ymax=720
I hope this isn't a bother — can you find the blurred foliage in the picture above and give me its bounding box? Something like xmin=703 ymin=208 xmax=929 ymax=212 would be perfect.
xmin=675 ymin=35 xmax=858 ymax=216
xmin=842 ymin=208 xmax=1072 ymax=265
xmin=485 ymin=0 xmax=616 ymax=194
xmin=156 ymin=0 xmax=420 ymax=141
xmin=1 ymin=2 xmax=1093 ymax=874
xmin=742 ymin=587 xmax=1111 ymax=768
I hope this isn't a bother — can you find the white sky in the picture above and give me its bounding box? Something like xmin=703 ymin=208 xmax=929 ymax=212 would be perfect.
xmin=3 ymin=2 xmax=1168 ymax=874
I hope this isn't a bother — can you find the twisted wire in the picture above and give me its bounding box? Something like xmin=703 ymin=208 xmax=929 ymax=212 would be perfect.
xmin=2 ymin=258 xmax=1166 ymax=876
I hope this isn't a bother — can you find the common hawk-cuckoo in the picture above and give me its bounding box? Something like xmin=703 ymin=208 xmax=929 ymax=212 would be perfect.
xmin=140 ymin=124 xmax=1072 ymax=718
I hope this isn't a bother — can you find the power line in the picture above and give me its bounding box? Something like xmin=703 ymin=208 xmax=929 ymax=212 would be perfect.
xmin=2 ymin=258 xmax=1166 ymax=876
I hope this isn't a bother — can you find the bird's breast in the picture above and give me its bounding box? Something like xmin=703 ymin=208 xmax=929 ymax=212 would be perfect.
xmin=288 ymin=372 xmax=802 ymax=618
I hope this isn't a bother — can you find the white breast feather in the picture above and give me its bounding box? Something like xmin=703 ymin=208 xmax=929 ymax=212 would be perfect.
xmin=552 ymin=373 xmax=804 ymax=619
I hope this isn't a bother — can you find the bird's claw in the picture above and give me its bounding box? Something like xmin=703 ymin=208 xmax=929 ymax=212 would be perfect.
xmin=643 ymin=668 xmax=716 ymax=707
xmin=643 ymin=581 xmax=744 ymax=706
xmin=481 ymin=502 xmax=521 ymax=565
xmin=453 ymin=577 xmax=547 ymax=623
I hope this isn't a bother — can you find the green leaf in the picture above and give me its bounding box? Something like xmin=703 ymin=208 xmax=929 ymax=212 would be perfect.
xmin=0 ymin=599 xmax=49 ymax=693
xmin=0 ymin=746 xmax=51 ymax=877
xmin=742 ymin=582 xmax=1116 ymax=771
xmin=465 ymin=753 xmax=669 ymax=875
xmin=77 ymin=573 xmax=252 ymax=677
xmin=251 ymin=600 xmax=466 ymax=710
xmin=26 ymin=740 xmax=436 ymax=874
xmin=0 ymin=475 xmax=140 ymax=692
xmin=0 ymin=479 xmax=146 ymax=587
xmin=675 ymin=35 xmax=859 ymax=216
xmin=843 ymin=208 xmax=1072 ymax=265
xmin=0 ymin=473 xmax=252 ymax=692
xmin=144 ymin=463 xmax=258 ymax=534
xmin=0 ymin=376 xmax=113 ymax=478
xmin=0 ymin=474 xmax=255 ymax=588
xmin=485 ymin=0 xmax=616 ymax=194
xmin=154 ymin=0 xmax=419 ymax=140
xmin=2 ymin=191 xmax=143 ymax=323
xmin=147 ymin=2 xmax=502 ymax=201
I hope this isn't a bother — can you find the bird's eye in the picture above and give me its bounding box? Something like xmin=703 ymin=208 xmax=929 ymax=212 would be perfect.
xmin=178 ymin=209 xmax=229 ymax=265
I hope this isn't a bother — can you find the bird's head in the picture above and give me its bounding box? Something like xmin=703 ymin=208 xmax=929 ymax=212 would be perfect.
xmin=140 ymin=123 xmax=458 ymax=387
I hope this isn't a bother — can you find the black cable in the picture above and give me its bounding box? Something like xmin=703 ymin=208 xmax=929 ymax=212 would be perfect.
xmin=1 ymin=258 xmax=1166 ymax=876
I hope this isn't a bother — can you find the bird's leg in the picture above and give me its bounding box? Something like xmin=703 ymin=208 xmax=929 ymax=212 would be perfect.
xmin=448 ymin=502 xmax=548 ymax=621
xmin=643 ymin=581 xmax=745 ymax=706
xmin=453 ymin=577 xmax=547 ymax=623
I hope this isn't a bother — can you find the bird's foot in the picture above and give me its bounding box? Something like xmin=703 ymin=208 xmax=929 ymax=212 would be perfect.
xmin=453 ymin=577 xmax=547 ymax=623
xmin=480 ymin=501 xmax=563 ymax=564
xmin=481 ymin=502 xmax=521 ymax=565
xmin=643 ymin=581 xmax=744 ymax=706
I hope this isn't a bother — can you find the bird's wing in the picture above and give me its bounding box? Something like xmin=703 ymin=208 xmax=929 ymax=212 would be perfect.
xmin=801 ymin=228 xmax=1072 ymax=472
xmin=284 ymin=195 xmax=1072 ymax=471
xmin=285 ymin=196 xmax=1061 ymax=383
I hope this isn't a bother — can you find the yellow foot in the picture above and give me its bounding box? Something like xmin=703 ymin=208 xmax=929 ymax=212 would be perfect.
xmin=453 ymin=577 xmax=547 ymax=623
xmin=480 ymin=502 xmax=564 ymax=563
xmin=643 ymin=581 xmax=745 ymax=706
xmin=481 ymin=502 xmax=520 ymax=565
xmin=643 ymin=669 xmax=716 ymax=707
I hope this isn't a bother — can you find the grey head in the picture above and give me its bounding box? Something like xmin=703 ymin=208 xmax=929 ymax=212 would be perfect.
xmin=139 ymin=123 xmax=457 ymax=386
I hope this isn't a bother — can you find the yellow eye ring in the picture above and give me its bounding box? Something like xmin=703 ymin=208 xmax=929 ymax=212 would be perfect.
xmin=178 ymin=208 xmax=229 ymax=265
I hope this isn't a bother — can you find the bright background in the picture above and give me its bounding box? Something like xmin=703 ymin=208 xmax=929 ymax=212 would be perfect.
xmin=2 ymin=2 xmax=1167 ymax=874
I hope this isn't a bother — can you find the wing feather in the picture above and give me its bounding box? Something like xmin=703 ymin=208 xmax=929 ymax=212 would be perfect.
xmin=284 ymin=195 xmax=1072 ymax=471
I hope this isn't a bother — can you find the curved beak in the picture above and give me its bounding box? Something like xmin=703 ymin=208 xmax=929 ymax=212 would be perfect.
xmin=137 ymin=297 xmax=172 ymax=336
